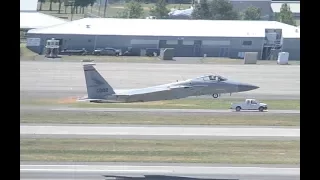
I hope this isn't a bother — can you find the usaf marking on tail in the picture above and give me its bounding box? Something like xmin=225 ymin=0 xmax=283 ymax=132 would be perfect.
xmin=78 ymin=63 xmax=259 ymax=103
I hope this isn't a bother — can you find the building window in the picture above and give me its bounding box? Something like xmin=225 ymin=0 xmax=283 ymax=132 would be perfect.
xmin=202 ymin=40 xmax=230 ymax=46
xmin=166 ymin=40 xmax=178 ymax=45
xmin=182 ymin=40 xmax=194 ymax=45
xmin=131 ymin=39 xmax=158 ymax=45
xmin=242 ymin=41 xmax=252 ymax=46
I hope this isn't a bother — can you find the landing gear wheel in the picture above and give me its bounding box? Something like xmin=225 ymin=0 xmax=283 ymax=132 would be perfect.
xmin=236 ymin=106 xmax=241 ymax=112
xmin=212 ymin=94 xmax=219 ymax=98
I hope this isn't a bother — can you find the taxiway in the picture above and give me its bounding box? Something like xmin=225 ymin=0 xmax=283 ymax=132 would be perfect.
xmin=20 ymin=162 xmax=300 ymax=180
xmin=20 ymin=124 xmax=300 ymax=140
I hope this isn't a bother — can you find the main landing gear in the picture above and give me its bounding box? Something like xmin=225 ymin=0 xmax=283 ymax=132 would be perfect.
xmin=212 ymin=94 xmax=220 ymax=98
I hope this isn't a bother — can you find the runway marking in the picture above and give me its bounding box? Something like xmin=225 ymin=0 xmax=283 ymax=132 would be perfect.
xmin=20 ymin=169 xmax=171 ymax=173
xmin=20 ymin=125 xmax=300 ymax=138
xmin=20 ymin=165 xmax=300 ymax=175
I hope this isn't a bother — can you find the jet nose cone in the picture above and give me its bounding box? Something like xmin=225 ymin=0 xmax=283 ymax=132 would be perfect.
xmin=238 ymin=83 xmax=259 ymax=92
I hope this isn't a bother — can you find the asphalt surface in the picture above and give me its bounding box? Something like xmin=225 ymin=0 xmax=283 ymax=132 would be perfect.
xmin=20 ymin=61 xmax=300 ymax=100
xmin=50 ymin=107 xmax=300 ymax=114
xmin=20 ymin=162 xmax=300 ymax=180
xmin=20 ymin=105 xmax=300 ymax=115
xmin=20 ymin=124 xmax=300 ymax=140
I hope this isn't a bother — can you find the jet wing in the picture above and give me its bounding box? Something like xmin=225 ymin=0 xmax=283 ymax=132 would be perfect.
xmin=115 ymin=85 xmax=198 ymax=96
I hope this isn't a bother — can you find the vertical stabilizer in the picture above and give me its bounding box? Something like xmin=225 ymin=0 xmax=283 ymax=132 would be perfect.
xmin=83 ymin=64 xmax=115 ymax=99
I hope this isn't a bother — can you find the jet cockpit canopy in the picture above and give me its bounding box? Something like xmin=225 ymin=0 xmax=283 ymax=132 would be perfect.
xmin=196 ymin=74 xmax=228 ymax=81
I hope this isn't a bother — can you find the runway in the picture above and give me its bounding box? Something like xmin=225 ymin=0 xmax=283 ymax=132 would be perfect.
xmin=20 ymin=162 xmax=300 ymax=180
xmin=20 ymin=61 xmax=300 ymax=100
xmin=48 ymin=107 xmax=300 ymax=114
xmin=20 ymin=124 xmax=300 ymax=140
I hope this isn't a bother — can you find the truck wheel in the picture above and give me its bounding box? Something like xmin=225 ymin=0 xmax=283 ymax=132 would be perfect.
xmin=236 ymin=106 xmax=241 ymax=112
xmin=259 ymin=107 xmax=264 ymax=112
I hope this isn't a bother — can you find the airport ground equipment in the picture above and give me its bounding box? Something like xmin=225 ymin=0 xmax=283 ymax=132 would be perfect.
xmin=230 ymin=99 xmax=268 ymax=112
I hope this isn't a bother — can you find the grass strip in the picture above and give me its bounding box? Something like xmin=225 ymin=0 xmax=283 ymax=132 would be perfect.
xmin=20 ymin=98 xmax=300 ymax=110
xmin=20 ymin=138 xmax=300 ymax=164
xmin=20 ymin=111 xmax=300 ymax=126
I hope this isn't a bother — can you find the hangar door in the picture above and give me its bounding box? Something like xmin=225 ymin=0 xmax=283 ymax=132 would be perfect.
xmin=202 ymin=40 xmax=230 ymax=57
xmin=130 ymin=39 xmax=159 ymax=48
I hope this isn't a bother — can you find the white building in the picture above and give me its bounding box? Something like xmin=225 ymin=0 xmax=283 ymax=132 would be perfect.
xmin=26 ymin=18 xmax=300 ymax=60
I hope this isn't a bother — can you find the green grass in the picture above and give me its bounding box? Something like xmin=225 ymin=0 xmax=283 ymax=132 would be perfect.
xmin=20 ymin=110 xmax=300 ymax=126
xmin=20 ymin=43 xmax=38 ymax=60
xmin=21 ymin=98 xmax=300 ymax=110
xmin=20 ymin=138 xmax=300 ymax=164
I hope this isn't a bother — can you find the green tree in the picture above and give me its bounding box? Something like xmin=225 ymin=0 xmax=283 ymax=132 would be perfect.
xmin=57 ymin=0 xmax=62 ymax=13
xmin=116 ymin=0 xmax=144 ymax=18
xmin=38 ymin=0 xmax=45 ymax=11
xmin=73 ymin=0 xmax=95 ymax=14
xmin=209 ymin=0 xmax=238 ymax=20
xmin=242 ymin=5 xmax=261 ymax=20
xmin=276 ymin=3 xmax=296 ymax=26
xmin=49 ymin=0 xmax=60 ymax=11
xmin=192 ymin=0 xmax=238 ymax=20
xmin=192 ymin=0 xmax=211 ymax=20
xmin=149 ymin=0 xmax=170 ymax=19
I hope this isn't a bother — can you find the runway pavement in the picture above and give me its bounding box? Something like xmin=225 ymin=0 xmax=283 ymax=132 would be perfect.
xmin=20 ymin=105 xmax=300 ymax=115
xmin=20 ymin=124 xmax=300 ymax=140
xmin=20 ymin=61 xmax=300 ymax=100
xmin=20 ymin=162 xmax=300 ymax=180
xmin=49 ymin=107 xmax=300 ymax=114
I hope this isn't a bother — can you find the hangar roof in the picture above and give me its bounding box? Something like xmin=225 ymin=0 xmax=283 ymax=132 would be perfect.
xmin=20 ymin=0 xmax=37 ymax=11
xmin=20 ymin=11 xmax=68 ymax=30
xmin=27 ymin=18 xmax=300 ymax=38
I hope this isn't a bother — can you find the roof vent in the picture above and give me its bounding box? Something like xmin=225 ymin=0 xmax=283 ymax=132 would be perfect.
xmin=86 ymin=25 xmax=91 ymax=28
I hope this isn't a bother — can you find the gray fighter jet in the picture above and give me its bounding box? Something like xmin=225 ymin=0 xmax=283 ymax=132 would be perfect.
xmin=78 ymin=63 xmax=259 ymax=103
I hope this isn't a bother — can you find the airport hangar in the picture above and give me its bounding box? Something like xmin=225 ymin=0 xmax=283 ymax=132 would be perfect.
xmin=26 ymin=18 xmax=300 ymax=60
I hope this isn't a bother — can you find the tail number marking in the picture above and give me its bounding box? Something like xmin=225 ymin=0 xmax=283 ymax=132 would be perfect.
xmin=97 ymin=88 xmax=108 ymax=93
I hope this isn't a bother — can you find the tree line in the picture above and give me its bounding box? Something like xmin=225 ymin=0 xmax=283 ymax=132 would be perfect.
xmin=38 ymin=0 xmax=95 ymax=14
xmin=37 ymin=0 xmax=297 ymax=26
xmin=117 ymin=0 xmax=296 ymax=25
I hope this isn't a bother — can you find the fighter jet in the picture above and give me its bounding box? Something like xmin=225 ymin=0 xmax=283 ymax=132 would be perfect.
xmin=78 ymin=63 xmax=259 ymax=103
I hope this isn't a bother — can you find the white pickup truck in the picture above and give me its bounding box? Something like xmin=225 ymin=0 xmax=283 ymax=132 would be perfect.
xmin=231 ymin=99 xmax=268 ymax=112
